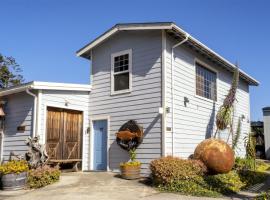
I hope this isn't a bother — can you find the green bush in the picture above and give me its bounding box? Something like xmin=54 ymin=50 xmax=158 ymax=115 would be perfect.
xmin=255 ymin=191 xmax=270 ymax=200
xmin=234 ymin=157 xmax=256 ymax=171
xmin=256 ymin=160 xmax=270 ymax=172
xmin=204 ymin=171 xmax=245 ymax=193
xmin=0 ymin=160 xmax=29 ymax=175
xmin=160 ymin=170 xmax=245 ymax=197
xmin=160 ymin=176 xmax=220 ymax=197
xmin=150 ymin=157 xmax=269 ymax=197
xmin=27 ymin=165 xmax=61 ymax=189
xmin=234 ymin=157 xmax=270 ymax=172
xmin=238 ymin=170 xmax=268 ymax=188
xmin=150 ymin=156 xmax=206 ymax=185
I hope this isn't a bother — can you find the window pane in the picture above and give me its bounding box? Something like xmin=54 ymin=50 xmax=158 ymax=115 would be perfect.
xmin=114 ymin=72 xmax=129 ymax=91
xmin=196 ymin=63 xmax=217 ymax=101
xmin=114 ymin=54 xmax=129 ymax=73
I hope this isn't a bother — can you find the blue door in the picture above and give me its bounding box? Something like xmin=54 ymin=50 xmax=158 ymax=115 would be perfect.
xmin=93 ymin=120 xmax=107 ymax=170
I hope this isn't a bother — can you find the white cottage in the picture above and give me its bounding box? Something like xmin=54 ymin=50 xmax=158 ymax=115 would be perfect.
xmin=0 ymin=22 xmax=259 ymax=174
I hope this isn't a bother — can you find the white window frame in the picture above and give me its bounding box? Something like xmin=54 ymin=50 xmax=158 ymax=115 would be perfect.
xmin=111 ymin=49 xmax=132 ymax=95
xmin=194 ymin=58 xmax=219 ymax=102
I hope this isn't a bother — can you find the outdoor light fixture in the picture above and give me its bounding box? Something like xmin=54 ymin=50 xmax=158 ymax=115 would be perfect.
xmin=184 ymin=97 xmax=190 ymax=107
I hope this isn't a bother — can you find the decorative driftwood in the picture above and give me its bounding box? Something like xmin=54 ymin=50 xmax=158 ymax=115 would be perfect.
xmin=9 ymin=151 xmax=24 ymax=161
xmin=115 ymin=120 xmax=143 ymax=151
xmin=25 ymin=136 xmax=49 ymax=169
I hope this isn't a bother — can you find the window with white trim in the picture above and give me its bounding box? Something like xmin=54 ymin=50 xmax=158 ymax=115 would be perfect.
xmin=111 ymin=49 xmax=132 ymax=94
xmin=196 ymin=62 xmax=217 ymax=101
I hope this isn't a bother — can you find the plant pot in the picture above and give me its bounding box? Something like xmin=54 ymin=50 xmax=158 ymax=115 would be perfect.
xmin=120 ymin=164 xmax=141 ymax=180
xmin=1 ymin=172 xmax=27 ymax=191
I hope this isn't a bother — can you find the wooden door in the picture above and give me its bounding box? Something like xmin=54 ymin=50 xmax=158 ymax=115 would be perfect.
xmin=46 ymin=107 xmax=83 ymax=160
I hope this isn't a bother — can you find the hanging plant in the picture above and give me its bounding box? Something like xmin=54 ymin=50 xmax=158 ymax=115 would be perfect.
xmin=214 ymin=66 xmax=239 ymax=138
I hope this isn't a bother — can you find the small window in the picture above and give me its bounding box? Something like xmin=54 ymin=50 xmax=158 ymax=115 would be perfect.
xmin=196 ymin=62 xmax=217 ymax=101
xmin=111 ymin=49 xmax=132 ymax=94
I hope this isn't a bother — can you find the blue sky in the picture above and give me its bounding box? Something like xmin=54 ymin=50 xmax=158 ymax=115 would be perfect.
xmin=1 ymin=0 xmax=269 ymax=120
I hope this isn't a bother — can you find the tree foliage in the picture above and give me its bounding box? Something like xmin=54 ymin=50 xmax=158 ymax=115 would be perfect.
xmin=0 ymin=54 xmax=24 ymax=88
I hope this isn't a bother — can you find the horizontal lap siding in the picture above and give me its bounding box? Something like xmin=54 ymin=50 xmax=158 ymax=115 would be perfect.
xmin=3 ymin=92 xmax=34 ymax=161
xmin=166 ymin=34 xmax=250 ymax=158
xmin=39 ymin=90 xmax=90 ymax=170
xmin=90 ymin=30 xmax=162 ymax=175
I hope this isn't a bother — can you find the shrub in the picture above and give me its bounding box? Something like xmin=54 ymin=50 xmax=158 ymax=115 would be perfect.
xmin=255 ymin=191 xmax=270 ymax=200
xmin=238 ymin=170 xmax=268 ymax=188
xmin=256 ymin=160 xmax=270 ymax=172
xmin=150 ymin=156 xmax=206 ymax=185
xmin=0 ymin=160 xmax=29 ymax=175
xmin=27 ymin=165 xmax=61 ymax=189
xmin=160 ymin=170 xmax=245 ymax=197
xmin=234 ymin=157 xmax=256 ymax=171
xmin=234 ymin=157 xmax=270 ymax=172
xmin=204 ymin=171 xmax=245 ymax=193
xmin=160 ymin=176 xmax=221 ymax=197
xmin=150 ymin=157 xmax=269 ymax=197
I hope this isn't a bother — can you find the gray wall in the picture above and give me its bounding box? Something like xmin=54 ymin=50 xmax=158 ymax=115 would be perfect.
xmin=90 ymin=30 xmax=162 ymax=174
xmin=165 ymin=33 xmax=251 ymax=158
xmin=2 ymin=92 xmax=34 ymax=161
xmin=263 ymin=107 xmax=270 ymax=159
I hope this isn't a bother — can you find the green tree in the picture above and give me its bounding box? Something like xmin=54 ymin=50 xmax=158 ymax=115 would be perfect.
xmin=0 ymin=54 xmax=24 ymax=88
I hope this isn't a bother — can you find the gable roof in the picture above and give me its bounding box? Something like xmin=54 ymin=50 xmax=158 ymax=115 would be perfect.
xmin=0 ymin=81 xmax=92 ymax=97
xmin=76 ymin=22 xmax=259 ymax=86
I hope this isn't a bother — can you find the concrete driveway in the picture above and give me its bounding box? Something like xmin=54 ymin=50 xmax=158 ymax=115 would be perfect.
xmin=0 ymin=172 xmax=255 ymax=200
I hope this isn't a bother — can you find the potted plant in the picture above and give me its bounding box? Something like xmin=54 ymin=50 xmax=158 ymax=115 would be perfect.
xmin=120 ymin=148 xmax=141 ymax=180
xmin=0 ymin=160 xmax=29 ymax=190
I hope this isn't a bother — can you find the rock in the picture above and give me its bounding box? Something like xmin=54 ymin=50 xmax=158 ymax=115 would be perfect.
xmin=194 ymin=139 xmax=234 ymax=174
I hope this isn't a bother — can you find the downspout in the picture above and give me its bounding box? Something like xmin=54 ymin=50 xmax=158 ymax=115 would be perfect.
xmin=171 ymin=34 xmax=189 ymax=156
xmin=161 ymin=30 xmax=167 ymax=157
xmin=26 ymin=88 xmax=38 ymax=137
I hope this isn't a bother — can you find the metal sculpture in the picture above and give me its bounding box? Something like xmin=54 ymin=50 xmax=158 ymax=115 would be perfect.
xmin=115 ymin=120 xmax=143 ymax=151
xmin=25 ymin=136 xmax=49 ymax=169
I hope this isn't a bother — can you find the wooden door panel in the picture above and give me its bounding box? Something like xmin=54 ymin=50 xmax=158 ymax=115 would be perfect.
xmin=63 ymin=111 xmax=82 ymax=159
xmin=46 ymin=108 xmax=62 ymax=160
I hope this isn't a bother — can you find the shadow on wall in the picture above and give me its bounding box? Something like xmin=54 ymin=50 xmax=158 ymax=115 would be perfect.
xmin=109 ymin=114 xmax=161 ymax=170
xmin=205 ymin=102 xmax=216 ymax=139
xmin=3 ymin=94 xmax=34 ymax=161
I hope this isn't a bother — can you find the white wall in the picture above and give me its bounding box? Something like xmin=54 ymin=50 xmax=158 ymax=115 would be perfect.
xmin=38 ymin=89 xmax=90 ymax=170
xmin=165 ymin=34 xmax=251 ymax=158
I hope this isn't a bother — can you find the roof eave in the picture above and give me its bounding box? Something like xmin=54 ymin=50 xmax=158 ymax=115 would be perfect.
xmin=0 ymin=82 xmax=92 ymax=97
xmin=76 ymin=23 xmax=174 ymax=58
xmin=171 ymin=24 xmax=259 ymax=86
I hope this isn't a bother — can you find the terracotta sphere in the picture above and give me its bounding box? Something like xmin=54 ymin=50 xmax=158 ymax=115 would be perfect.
xmin=194 ymin=139 xmax=235 ymax=174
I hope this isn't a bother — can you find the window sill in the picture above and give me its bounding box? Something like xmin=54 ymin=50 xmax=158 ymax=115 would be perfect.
xmin=110 ymin=90 xmax=131 ymax=96
xmin=194 ymin=94 xmax=217 ymax=104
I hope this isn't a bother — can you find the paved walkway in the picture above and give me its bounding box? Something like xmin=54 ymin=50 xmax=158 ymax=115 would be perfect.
xmin=0 ymin=172 xmax=263 ymax=200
